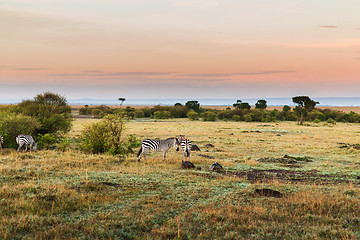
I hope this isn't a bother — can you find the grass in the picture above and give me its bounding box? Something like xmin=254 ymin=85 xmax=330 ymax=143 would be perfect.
xmin=0 ymin=119 xmax=360 ymax=239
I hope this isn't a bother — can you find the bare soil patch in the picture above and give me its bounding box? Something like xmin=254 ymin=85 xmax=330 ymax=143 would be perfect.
xmin=226 ymin=169 xmax=359 ymax=185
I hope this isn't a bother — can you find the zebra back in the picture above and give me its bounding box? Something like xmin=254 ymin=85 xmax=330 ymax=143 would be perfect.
xmin=140 ymin=137 xmax=178 ymax=152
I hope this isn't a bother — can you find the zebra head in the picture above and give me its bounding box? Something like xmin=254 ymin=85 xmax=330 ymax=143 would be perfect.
xmin=175 ymin=137 xmax=182 ymax=151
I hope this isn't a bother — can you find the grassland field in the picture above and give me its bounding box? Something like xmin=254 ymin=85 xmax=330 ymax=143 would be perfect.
xmin=0 ymin=117 xmax=360 ymax=239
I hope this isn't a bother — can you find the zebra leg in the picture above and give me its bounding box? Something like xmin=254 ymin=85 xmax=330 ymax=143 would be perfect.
xmin=17 ymin=143 xmax=23 ymax=152
xmin=163 ymin=150 xmax=168 ymax=161
xmin=142 ymin=148 xmax=149 ymax=161
xmin=138 ymin=150 xmax=143 ymax=162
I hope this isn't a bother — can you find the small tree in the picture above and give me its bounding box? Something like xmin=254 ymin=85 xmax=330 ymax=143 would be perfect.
xmin=255 ymin=99 xmax=267 ymax=109
xmin=118 ymin=98 xmax=126 ymax=106
xmin=292 ymin=96 xmax=319 ymax=125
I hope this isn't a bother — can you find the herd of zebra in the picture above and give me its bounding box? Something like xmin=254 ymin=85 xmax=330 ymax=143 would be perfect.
xmin=0 ymin=134 xmax=37 ymax=152
xmin=0 ymin=133 xmax=189 ymax=162
xmin=137 ymin=135 xmax=192 ymax=162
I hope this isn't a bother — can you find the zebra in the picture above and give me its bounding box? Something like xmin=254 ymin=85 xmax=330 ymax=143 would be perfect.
xmin=16 ymin=135 xmax=37 ymax=152
xmin=178 ymin=135 xmax=192 ymax=162
xmin=0 ymin=134 xmax=3 ymax=151
xmin=137 ymin=137 xmax=180 ymax=162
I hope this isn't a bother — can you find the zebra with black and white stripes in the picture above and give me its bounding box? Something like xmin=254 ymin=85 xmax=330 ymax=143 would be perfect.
xmin=178 ymin=135 xmax=192 ymax=162
xmin=0 ymin=134 xmax=3 ymax=151
xmin=16 ymin=134 xmax=37 ymax=152
xmin=137 ymin=137 xmax=180 ymax=162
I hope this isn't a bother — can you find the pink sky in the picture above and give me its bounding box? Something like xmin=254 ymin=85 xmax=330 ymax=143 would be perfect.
xmin=1 ymin=0 xmax=360 ymax=100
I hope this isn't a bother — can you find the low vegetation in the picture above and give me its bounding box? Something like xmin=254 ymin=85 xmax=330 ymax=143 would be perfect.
xmin=78 ymin=99 xmax=360 ymax=124
xmin=0 ymin=118 xmax=359 ymax=239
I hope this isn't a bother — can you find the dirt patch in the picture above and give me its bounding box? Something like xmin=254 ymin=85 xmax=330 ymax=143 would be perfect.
xmin=254 ymin=188 xmax=283 ymax=198
xmin=225 ymin=169 xmax=359 ymax=185
xmin=257 ymin=155 xmax=312 ymax=168
xmin=338 ymin=143 xmax=360 ymax=150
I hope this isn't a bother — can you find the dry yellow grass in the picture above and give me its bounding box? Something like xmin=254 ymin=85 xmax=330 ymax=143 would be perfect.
xmin=0 ymin=118 xmax=359 ymax=239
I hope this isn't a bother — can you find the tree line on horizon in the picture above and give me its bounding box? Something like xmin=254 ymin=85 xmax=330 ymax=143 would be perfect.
xmin=1 ymin=92 xmax=360 ymax=156
xmin=79 ymin=96 xmax=360 ymax=124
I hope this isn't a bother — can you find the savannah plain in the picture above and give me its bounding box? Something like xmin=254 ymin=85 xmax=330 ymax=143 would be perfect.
xmin=1 ymin=107 xmax=360 ymax=239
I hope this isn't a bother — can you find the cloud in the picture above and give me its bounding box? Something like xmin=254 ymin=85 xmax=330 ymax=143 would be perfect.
xmin=183 ymin=71 xmax=294 ymax=78
xmin=319 ymin=25 xmax=338 ymax=29
xmin=52 ymin=71 xmax=177 ymax=77
xmin=12 ymin=68 xmax=47 ymax=71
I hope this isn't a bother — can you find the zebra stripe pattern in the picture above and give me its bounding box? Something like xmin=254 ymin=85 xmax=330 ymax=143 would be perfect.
xmin=0 ymin=134 xmax=3 ymax=151
xmin=179 ymin=138 xmax=192 ymax=162
xmin=137 ymin=137 xmax=180 ymax=162
xmin=16 ymin=134 xmax=37 ymax=152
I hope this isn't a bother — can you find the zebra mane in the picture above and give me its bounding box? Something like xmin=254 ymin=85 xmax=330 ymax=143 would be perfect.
xmin=165 ymin=137 xmax=176 ymax=140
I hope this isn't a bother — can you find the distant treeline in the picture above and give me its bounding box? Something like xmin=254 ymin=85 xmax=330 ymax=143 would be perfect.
xmin=78 ymin=99 xmax=360 ymax=123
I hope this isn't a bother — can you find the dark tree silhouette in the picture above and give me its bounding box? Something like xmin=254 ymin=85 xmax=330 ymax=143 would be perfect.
xmin=239 ymin=102 xmax=251 ymax=110
xmin=233 ymin=100 xmax=242 ymax=109
xmin=255 ymin=99 xmax=267 ymax=109
xmin=185 ymin=101 xmax=200 ymax=112
xmin=292 ymin=96 xmax=319 ymax=125
xmin=118 ymin=98 xmax=126 ymax=106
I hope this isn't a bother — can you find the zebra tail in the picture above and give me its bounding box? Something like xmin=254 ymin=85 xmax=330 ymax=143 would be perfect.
xmin=186 ymin=149 xmax=190 ymax=157
xmin=137 ymin=145 xmax=143 ymax=157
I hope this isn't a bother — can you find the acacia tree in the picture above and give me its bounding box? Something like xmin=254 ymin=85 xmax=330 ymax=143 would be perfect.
xmin=255 ymin=99 xmax=267 ymax=109
xmin=292 ymin=96 xmax=319 ymax=125
xmin=233 ymin=100 xmax=242 ymax=109
xmin=118 ymin=98 xmax=126 ymax=106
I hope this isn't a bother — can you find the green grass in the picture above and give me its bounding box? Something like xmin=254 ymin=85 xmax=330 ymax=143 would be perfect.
xmin=0 ymin=119 xmax=359 ymax=239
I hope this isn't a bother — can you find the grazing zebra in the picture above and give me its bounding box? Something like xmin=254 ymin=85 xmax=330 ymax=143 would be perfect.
xmin=16 ymin=135 xmax=37 ymax=152
xmin=0 ymin=134 xmax=3 ymax=151
xmin=137 ymin=137 xmax=180 ymax=162
xmin=179 ymin=136 xmax=192 ymax=163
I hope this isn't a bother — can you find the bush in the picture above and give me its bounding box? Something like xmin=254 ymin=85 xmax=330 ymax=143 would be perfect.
xmin=80 ymin=114 xmax=138 ymax=155
xmin=0 ymin=112 xmax=40 ymax=148
xmin=202 ymin=111 xmax=217 ymax=121
xmin=232 ymin=115 xmax=241 ymax=122
xmin=327 ymin=118 xmax=336 ymax=124
xmin=187 ymin=110 xmax=199 ymax=121
xmin=154 ymin=111 xmax=172 ymax=119
xmin=134 ymin=109 xmax=145 ymax=118
xmin=37 ymin=133 xmax=58 ymax=150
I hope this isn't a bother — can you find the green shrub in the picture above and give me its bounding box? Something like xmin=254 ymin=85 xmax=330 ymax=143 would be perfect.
xmin=91 ymin=109 xmax=105 ymax=118
xmin=80 ymin=114 xmax=137 ymax=155
xmin=187 ymin=110 xmax=199 ymax=121
xmin=134 ymin=109 xmax=145 ymax=118
xmin=37 ymin=133 xmax=58 ymax=150
xmin=313 ymin=119 xmax=321 ymax=123
xmin=202 ymin=111 xmax=217 ymax=121
xmin=232 ymin=115 xmax=241 ymax=122
xmin=327 ymin=118 xmax=336 ymax=124
xmin=0 ymin=112 xmax=40 ymax=148
xmin=154 ymin=111 xmax=172 ymax=119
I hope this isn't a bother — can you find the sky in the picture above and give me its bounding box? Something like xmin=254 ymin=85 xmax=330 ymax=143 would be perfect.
xmin=1 ymin=0 xmax=360 ymax=101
